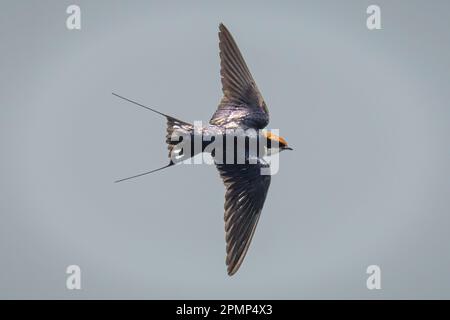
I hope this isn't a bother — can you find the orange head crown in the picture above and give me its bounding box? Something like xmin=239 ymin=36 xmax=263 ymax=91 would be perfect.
xmin=263 ymin=131 xmax=292 ymax=150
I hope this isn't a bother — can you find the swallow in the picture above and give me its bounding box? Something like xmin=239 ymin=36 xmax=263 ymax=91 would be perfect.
xmin=114 ymin=23 xmax=292 ymax=276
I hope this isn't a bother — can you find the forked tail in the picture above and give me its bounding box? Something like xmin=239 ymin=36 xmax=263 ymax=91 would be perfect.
xmin=112 ymin=93 xmax=193 ymax=183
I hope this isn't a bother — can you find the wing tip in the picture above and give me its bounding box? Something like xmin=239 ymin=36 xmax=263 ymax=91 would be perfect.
xmin=219 ymin=23 xmax=231 ymax=36
xmin=226 ymin=249 xmax=247 ymax=276
xmin=227 ymin=264 xmax=239 ymax=276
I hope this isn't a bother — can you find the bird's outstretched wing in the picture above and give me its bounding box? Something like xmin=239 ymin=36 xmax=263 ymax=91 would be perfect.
xmin=210 ymin=24 xmax=269 ymax=130
xmin=216 ymin=158 xmax=271 ymax=275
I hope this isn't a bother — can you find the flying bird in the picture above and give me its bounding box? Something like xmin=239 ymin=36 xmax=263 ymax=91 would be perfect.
xmin=114 ymin=23 xmax=292 ymax=276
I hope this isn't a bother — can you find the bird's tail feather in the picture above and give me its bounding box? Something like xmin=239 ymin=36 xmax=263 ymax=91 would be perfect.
xmin=165 ymin=116 xmax=194 ymax=160
xmin=112 ymin=92 xmax=193 ymax=182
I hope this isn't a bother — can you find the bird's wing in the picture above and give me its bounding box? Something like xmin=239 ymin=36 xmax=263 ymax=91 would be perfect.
xmin=210 ymin=23 xmax=269 ymax=130
xmin=216 ymin=158 xmax=271 ymax=275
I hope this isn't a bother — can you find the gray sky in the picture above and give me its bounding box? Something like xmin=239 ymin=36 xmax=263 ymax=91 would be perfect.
xmin=1 ymin=0 xmax=450 ymax=299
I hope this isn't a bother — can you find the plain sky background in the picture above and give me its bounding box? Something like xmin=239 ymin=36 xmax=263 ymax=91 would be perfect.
xmin=1 ymin=0 xmax=450 ymax=299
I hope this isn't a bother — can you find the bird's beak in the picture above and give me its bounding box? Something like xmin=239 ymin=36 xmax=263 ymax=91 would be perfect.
xmin=283 ymin=147 xmax=293 ymax=151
